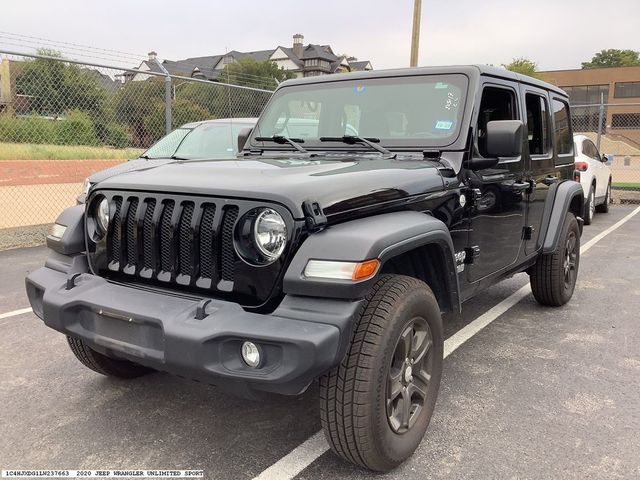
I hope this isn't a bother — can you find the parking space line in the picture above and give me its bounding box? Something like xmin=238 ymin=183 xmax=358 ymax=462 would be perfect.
xmin=0 ymin=307 xmax=32 ymax=320
xmin=251 ymin=205 xmax=640 ymax=480
xmin=253 ymin=431 xmax=328 ymax=480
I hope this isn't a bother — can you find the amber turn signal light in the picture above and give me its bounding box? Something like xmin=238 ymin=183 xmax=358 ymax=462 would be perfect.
xmin=352 ymin=259 xmax=380 ymax=280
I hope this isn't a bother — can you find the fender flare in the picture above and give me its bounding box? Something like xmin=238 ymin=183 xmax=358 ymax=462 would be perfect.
xmin=283 ymin=211 xmax=460 ymax=311
xmin=46 ymin=204 xmax=86 ymax=255
xmin=541 ymin=180 xmax=584 ymax=254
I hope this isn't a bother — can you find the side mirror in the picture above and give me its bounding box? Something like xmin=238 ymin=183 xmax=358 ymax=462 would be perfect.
xmin=601 ymin=153 xmax=609 ymax=163
xmin=237 ymin=127 xmax=253 ymax=153
xmin=485 ymin=120 xmax=523 ymax=158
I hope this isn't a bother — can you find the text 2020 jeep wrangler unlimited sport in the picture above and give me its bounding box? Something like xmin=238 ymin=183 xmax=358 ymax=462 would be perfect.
xmin=26 ymin=66 xmax=583 ymax=471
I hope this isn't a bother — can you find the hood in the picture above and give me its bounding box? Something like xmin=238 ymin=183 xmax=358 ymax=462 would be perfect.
xmin=88 ymin=158 xmax=175 ymax=183
xmin=95 ymin=155 xmax=445 ymax=219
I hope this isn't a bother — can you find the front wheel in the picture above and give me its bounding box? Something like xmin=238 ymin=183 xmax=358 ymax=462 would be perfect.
xmin=530 ymin=212 xmax=580 ymax=306
xmin=67 ymin=336 xmax=153 ymax=378
xmin=319 ymin=275 xmax=443 ymax=472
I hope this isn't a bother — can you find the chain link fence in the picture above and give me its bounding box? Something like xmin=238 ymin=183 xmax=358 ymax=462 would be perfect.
xmin=0 ymin=50 xmax=273 ymax=249
xmin=2 ymin=49 xmax=640 ymax=249
xmin=571 ymin=102 xmax=640 ymax=203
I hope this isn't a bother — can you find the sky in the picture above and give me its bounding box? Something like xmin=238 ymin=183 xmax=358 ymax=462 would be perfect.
xmin=1 ymin=0 xmax=638 ymax=72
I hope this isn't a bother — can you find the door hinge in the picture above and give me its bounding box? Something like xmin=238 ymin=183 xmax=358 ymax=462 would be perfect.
xmin=464 ymin=246 xmax=480 ymax=264
xmin=522 ymin=226 xmax=535 ymax=240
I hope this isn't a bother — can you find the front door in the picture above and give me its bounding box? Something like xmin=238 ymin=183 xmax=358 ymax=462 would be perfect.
xmin=466 ymin=83 xmax=527 ymax=282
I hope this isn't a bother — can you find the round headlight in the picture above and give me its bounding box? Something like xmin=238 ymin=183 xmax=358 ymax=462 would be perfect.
xmin=234 ymin=207 xmax=288 ymax=266
xmin=96 ymin=197 xmax=110 ymax=234
xmin=253 ymin=208 xmax=287 ymax=261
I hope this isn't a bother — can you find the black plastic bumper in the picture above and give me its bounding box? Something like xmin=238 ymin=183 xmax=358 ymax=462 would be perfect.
xmin=25 ymin=266 xmax=362 ymax=396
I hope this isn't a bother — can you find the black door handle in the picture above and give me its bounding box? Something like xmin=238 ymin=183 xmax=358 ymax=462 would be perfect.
xmin=543 ymin=176 xmax=558 ymax=186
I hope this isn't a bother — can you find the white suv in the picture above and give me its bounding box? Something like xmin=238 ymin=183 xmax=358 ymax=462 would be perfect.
xmin=574 ymin=134 xmax=612 ymax=224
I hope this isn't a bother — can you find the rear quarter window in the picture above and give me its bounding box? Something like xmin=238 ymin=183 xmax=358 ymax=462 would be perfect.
xmin=552 ymin=99 xmax=573 ymax=157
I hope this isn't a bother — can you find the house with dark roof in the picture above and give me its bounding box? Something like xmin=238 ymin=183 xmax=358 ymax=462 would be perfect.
xmin=127 ymin=34 xmax=372 ymax=83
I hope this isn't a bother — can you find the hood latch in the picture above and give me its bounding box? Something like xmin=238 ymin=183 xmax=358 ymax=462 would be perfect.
xmin=302 ymin=200 xmax=327 ymax=231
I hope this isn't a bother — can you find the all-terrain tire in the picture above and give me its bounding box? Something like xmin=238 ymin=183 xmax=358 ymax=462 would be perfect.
xmin=319 ymin=275 xmax=443 ymax=472
xmin=530 ymin=212 xmax=580 ymax=306
xmin=584 ymin=185 xmax=595 ymax=225
xmin=595 ymin=180 xmax=611 ymax=213
xmin=67 ymin=336 xmax=153 ymax=378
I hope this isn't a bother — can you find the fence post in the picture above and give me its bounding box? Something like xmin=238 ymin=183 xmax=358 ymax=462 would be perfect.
xmin=596 ymin=92 xmax=604 ymax=151
xmin=154 ymin=59 xmax=172 ymax=134
xmin=164 ymin=75 xmax=172 ymax=134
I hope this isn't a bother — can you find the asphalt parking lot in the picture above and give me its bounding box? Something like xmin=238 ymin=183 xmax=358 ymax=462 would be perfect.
xmin=1 ymin=206 xmax=639 ymax=479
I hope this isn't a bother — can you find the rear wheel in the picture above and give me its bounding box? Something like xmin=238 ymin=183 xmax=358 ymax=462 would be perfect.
xmin=530 ymin=213 xmax=580 ymax=306
xmin=67 ymin=336 xmax=153 ymax=378
xmin=319 ymin=275 xmax=443 ymax=472
xmin=584 ymin=185 xmax=595 ymax=225
xmin=595 ymin=180 xmax=611 ymax=213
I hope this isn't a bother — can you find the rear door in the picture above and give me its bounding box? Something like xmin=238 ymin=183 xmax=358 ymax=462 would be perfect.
xmin=521 ymin=86 xmax=555 ymax=255
xmin=466 ymin=81 xmax=527 ymax=282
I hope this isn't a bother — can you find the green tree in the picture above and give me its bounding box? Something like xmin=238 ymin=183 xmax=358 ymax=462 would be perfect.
xmin=220 ymin=57 xmax=295 ymax=90
xmin=16 ymin=49 xmax=107 ymax=120
xmin=582 ymin=49 xmax=640 ymax=68
xmin=502 ymin=58 xmax=541 ymax=79
xmin=114 ymin=77 xmax=165 ymax=146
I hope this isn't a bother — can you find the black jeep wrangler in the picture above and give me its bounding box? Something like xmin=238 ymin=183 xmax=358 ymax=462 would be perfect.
xmin=26 ymin=66 xmax=583 ymax=471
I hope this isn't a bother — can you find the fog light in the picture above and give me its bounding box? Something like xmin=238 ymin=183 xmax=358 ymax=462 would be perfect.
xmin=241 ymin=341 xmax=261 ymax=368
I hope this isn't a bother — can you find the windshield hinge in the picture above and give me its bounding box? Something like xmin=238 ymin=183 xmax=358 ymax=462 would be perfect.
xmin=422 ymin=149 xmax=441 ymax=159
xmin=302 ymin=200 xmax=327 ymax=231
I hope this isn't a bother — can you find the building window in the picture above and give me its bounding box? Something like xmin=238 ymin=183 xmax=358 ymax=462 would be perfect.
xmin=611 ymin=113 xmax=640 ymax=129
xmin=614 ymin=81 xmax=640 ymax=99
xmin=552 ymin=99 xmax=572 ymax=155
xmin=305 ymin=59 xmax=318 ymax=67
xmin=561 ymin=85 xmax=609 ymax=105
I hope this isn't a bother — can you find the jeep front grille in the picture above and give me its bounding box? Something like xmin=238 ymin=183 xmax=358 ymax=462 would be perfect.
xmin=88 ymin=191 xmax=293 ymax=306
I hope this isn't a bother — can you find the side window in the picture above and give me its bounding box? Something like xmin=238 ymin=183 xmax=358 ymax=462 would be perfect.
xmin=552 ymin=99 xmax=572 ymax=156
xmin=477 ymin=86 xmax=518 ymax=157
xmin=583 ymin=139 xmax=602 ymax=160
xmin=525 ymin=93 xmax=550 ymax=156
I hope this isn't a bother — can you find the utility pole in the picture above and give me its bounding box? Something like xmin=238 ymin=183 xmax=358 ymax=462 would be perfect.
xmin=410 ymin=0 xmax=422 ymax=67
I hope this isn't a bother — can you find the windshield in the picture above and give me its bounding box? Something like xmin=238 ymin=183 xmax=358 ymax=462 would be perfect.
xmin=251 ymin=74 xmax=468 ymax=151
xmin=143 ymin=127 xmax=191 ymax=158
xmin=143 ymin=122 xmax=254 ymax=160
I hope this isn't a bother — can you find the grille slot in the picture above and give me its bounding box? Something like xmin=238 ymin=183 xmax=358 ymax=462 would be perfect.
xmin=125 ymin=198 xmax=139 ymax=266
xmin=178 ymin=202 xmax=195 ymax=277
xmin=110 ymin=197 xmax=122 ymax=264
xmin=199 ymin=204 xmax=217 ymax=279
xmin=142 ymin=199 xmax=156 ymax=270
xmin=160 ymin=200 xmax=175 ymax=272
xmin=221 ymin=206 xmax=239 ymax=282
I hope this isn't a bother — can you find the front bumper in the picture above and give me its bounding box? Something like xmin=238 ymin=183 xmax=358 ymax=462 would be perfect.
xmin=26 ymin=266 xmax=362 ymax=396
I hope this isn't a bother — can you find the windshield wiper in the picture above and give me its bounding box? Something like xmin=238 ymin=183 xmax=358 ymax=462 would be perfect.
xmin=255 ymin=135 xmax=308 ymax=153
xmin=319 ymin=135 xmax=395 ymax=157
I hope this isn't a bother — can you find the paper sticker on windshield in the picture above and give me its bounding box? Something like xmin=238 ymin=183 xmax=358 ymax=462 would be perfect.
xmin=353 ymin=85 xmax=366 ymax=94
xmin=435 ymin=82 xmax=448 ymax=89
xmin=435 ymin=120 xmax=453 ymax=130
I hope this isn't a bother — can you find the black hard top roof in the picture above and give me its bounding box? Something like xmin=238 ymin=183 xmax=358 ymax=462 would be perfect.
xmin=277 ymin=65 xmax=567 ymax=97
